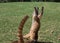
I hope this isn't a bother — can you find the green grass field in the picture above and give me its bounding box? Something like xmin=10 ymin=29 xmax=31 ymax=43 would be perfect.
xmin=0 ymin=2 xmax=60 ymax=43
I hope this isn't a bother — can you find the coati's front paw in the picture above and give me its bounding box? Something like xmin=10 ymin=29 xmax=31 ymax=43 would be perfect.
xmin=23 ymin=34 xmax=30 ymax=40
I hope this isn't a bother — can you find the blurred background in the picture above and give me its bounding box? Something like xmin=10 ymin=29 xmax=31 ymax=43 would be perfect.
xmin=0 ymin=0 xmax=60 ymax=3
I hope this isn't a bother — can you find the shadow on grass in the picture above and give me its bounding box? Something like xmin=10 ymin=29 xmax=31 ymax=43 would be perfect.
xmin=12 ymin=41 xmax=53 ymax=43
xmin=35 ymin=41 xmax=53 ymax=43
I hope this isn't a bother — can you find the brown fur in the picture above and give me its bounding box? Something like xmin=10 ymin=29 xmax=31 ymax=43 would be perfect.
xmin=12 ymin=15 xmax=38 ymax=43
xmin=12 ymin=15 xmax=29 ymax=43
xmin=12 ymin=7 xmax=44 ymax=43
xmin=23 ymin=7 xmax=44 ymax=41
xmin=17 ymin=15 xmax=29 ymax=43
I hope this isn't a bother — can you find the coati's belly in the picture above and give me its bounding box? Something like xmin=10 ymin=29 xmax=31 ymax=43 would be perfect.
xmin=29 ymin=21 xmax=40 ymax=40
xmin=30 ymin=21 xmax=40 ymax=32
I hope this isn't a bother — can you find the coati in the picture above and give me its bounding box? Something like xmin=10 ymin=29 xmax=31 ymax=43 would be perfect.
xmin=23 ymin=7 xmax=44 ymax=41
xmin=12 ymin=7 xmax=44 ymax=43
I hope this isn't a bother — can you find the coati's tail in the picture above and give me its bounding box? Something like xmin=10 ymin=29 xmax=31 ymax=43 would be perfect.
xmin=18 ymin=15 xmax=29 ymax=43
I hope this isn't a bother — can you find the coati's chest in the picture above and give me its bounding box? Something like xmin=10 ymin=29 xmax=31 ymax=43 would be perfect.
xmin=31 ymin=20 xmax=40 ymax=32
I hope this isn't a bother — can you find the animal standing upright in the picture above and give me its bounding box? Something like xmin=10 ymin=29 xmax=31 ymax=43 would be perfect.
xmin=23 ymin=7 xmax=44 ymax=42
xmin=12 ymin=7 xmax=44 ymax=43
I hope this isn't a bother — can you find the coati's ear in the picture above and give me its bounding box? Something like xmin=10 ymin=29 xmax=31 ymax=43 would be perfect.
xmin=38 ymin=6 xmax=44 ymax=19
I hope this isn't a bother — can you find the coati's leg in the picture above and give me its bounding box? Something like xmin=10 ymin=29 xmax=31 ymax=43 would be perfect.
xmin=31 ymin=7 xmax=39 ymax=25
xmin=38 ymin=6 xmax=44 ymax=19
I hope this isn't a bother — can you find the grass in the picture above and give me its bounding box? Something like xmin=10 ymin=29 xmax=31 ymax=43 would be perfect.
xmin=0 ymin=2 xmax=60 ymax=43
